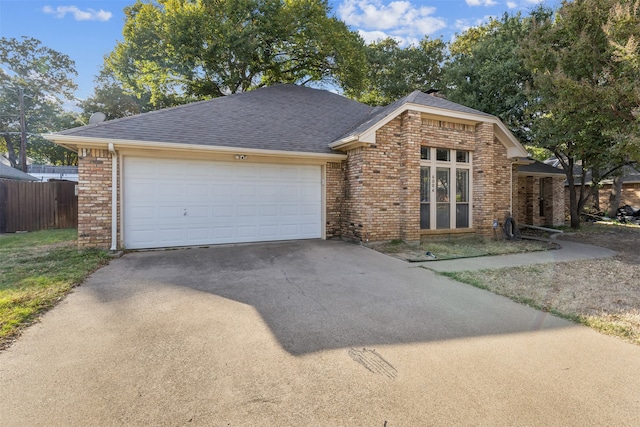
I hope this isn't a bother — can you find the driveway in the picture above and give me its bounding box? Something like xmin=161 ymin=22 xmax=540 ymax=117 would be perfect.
xmin=1 ymin=240 xmax=639 ymax=426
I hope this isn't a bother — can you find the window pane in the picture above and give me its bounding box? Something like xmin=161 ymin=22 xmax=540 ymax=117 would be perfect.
xmin=456 ymin=151 xmax=469 ymax=163
xmin=436 ymin=149 xmax=449 ymax=162
xmin=456 ymin=169 xmax=469 ymax=203
xmin=420 ymin=203 xmax=430 ymax=229
xmin=420 ymin=167 xmax=430 ymax=202
xmin=437 ymin=204 xmax=450 ymax=229
xmin=420 ymin=146 xmax=430 ymax=160
xmin=436 ymin=168 xmax=449 ymax=202
xmin=456 ymin=204 xmax=469 ymax=228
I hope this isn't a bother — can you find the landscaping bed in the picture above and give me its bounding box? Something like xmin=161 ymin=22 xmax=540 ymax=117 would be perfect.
xmin=370 ymin=235 xmax=557 ymax=262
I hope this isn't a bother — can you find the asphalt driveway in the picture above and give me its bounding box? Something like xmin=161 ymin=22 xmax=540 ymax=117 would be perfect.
xmin=1 ymin=240 xmax=639 ymax=426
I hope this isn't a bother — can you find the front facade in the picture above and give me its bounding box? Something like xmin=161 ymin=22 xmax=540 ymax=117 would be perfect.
xmin=47 ymin=85 xmax=530 ymax=250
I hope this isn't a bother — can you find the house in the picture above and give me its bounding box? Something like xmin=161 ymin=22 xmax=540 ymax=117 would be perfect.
xmin=567 ymin=166 xmax=640 ymax=213
xmin=27 ymin=165 xmax=79 ymax=182
xmin=46 ymin=84 xmax=562 ymax=250
xmin=0 ymin=163 xmax=39 ymax=181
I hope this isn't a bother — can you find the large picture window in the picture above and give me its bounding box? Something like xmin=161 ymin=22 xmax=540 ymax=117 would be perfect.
xmin=420 ymin=148 xmax=472 ymax=230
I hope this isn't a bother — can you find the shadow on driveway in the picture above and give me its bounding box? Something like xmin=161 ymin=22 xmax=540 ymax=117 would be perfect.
xmin=87 ymin=240 xmax=571 ymax=356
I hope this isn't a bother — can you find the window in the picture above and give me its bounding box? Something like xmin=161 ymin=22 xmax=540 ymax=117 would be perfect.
xmin=420 ymin=147 xmax=472 ymax=230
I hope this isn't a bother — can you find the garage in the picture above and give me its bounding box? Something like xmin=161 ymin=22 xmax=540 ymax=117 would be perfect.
xmin=123 ymin=157 xmax=322 ymax=249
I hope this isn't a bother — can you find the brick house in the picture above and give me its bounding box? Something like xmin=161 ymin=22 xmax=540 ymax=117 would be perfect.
xmin=46 ymin=84 xmax=561 ymax=250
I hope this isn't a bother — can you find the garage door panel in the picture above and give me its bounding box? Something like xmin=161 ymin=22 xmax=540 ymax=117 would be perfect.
xmin=124 ymin=158 xmax=322 ymax=249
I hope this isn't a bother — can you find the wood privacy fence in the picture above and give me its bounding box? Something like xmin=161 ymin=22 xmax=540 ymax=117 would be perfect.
xmin=0 ymin=180 xmax=78 ymax=233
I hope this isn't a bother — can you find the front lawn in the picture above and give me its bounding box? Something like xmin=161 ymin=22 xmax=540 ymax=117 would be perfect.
xmin=0 ymin=229 xmax=110 ymax=350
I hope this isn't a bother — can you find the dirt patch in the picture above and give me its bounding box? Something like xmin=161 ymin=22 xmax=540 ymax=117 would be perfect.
xmin=448 ymin=223 xmax=640 ymax=345
xmin=370 ymin=236 xmax=557 ymax=262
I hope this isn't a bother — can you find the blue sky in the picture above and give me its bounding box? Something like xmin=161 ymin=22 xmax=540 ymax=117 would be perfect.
xmin=1 ymin=0 xmax=561 ymax=103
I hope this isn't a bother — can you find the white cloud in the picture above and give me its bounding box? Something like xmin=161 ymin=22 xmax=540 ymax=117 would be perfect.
xmin=42 ymin=5 xmax=112 ymax=21
xmin=465 ymin=0 xmax=498 ymax=6
xmin=506 ymin=1 xmax=518 ymax=8
xmin=338 ymin=0 xmax=446 ymax=45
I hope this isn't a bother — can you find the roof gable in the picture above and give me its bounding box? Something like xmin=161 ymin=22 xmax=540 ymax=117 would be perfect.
xmin=331 ymin=90 xmax=528 ymax=158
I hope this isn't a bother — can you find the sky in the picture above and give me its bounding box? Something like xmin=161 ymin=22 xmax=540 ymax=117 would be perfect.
xmin=0 ymin=0 xmax=562 ymax=103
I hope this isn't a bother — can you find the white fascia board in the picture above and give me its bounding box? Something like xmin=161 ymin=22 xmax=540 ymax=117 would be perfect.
xmin=517 ymin=171 xmax=566 ymax=178
xmin=43 ymin=134 xmax=347 ymax=162
xmin=330 ymin=102 xmax=529 ymax=158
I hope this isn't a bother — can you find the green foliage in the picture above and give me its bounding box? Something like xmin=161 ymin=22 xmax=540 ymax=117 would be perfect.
xmin=522 ymin=0 xmax=640 ymax=227
xmin=351 ymin=37 xmax=446 ymax=106
xmin=0 ymin=230 xmax=109 ymax=346
xmin=105 ymin=0 xmax=366 ymax=107
xmin=79 ymin=68 xmax=153 ymax=121
xmin=0 ymin=37 xmax=78 ymax=167
xmin=443 ymin=12 xmax=551 ymax=143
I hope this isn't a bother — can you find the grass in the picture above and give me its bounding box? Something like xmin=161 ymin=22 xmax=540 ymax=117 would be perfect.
xmin=443 ymin=261 xmax=640 ymax=346
xmin=0 ymin=229 xmax=110 ymax=349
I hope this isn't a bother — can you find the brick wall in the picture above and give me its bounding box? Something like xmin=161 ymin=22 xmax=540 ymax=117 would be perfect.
xmin=325 ymin=161 xmax=344 ymax=238
xmin=471 ymin=124 xmax=512 ymax=236
xmin=340 ymin=110 xmax=515 ymax=242
xmin=515 ymin=174 xmax=565 ymax=227
xmin=565 ymin=182 xmax=640 ymax=213
xmin=77 ymin=148 xmax=116 ymax=249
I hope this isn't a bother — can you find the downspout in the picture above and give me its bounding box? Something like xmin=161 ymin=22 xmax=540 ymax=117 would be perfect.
xmin=108 ymin=143 xmax=117 ymax=251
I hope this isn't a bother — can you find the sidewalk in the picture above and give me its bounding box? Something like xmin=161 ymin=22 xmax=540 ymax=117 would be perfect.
xmin=416 ymin=240 xmax=616 ymax=273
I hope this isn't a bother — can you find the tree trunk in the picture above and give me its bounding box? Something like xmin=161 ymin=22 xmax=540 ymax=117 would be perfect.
xmin=608 ymin=175 xmax=623 ymax=217
xmin=2 ymin=134 xmax=20 ymax=168
xmin=589 ymin=169 xmax=601 ymax=211
xmin=565 ymin=158 xmax=581 ymax=228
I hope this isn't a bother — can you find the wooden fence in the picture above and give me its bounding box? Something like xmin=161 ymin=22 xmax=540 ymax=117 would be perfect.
xmin=0 ymin=180 xmax=78 ymax=233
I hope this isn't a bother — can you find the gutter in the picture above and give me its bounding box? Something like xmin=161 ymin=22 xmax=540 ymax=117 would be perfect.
xmin=108 ymin=143 xmax=117 ymax=252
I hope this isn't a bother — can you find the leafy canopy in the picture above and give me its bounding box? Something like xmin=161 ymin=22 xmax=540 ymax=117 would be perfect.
xmin=0 ymin=37 xmax=79 ymax=167
xmin=105 ymin=0 xmax=366 ymax=107
xmin=351 ymin=37 xmax=446 ymax=106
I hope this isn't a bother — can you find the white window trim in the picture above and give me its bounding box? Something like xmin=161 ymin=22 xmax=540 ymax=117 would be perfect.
xmin=420 ymin=147 xmax=473 ymax=230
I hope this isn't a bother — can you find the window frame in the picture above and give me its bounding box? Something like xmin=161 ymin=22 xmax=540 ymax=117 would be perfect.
xmin=420 ymin=147 xmax=473 ymax=230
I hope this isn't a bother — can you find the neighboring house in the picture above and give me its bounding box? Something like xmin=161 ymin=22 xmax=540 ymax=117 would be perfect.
xmin=0 ymin=163 xmax=39 ymax=181
xmin=27 ymin=165 xmax=79 ymax=182
xmin=46 ymin=84 xmax=546 ymax=250
xmin=567 ymin=166 xmax=640 ymax=213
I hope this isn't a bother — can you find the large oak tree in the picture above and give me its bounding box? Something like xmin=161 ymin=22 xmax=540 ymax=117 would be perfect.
xmin=105 ymin=0 xmax=367 ymax=107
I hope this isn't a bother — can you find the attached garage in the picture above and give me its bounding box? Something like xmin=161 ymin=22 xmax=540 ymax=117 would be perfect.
xmin=123 ymin=157 xmax=322 ymax=249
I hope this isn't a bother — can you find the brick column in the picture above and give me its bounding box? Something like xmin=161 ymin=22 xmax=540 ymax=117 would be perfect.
xmin=77 ymin=148 xmax=113 ymax=249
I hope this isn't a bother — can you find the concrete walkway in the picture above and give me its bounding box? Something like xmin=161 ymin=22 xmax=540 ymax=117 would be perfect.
xmin=1 ymin=240 xmax=637 ymax=426
xmin=419 ymin=239 xmax=616 ymax=272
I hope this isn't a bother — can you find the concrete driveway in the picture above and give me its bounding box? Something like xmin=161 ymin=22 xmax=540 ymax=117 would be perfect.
xmin=1 ymin=240 xmax=639 ymax=426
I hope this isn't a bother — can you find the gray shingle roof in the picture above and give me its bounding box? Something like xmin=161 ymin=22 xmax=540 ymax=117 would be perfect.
xmin=59 ymin=85 xmax=375 ymax=154
xmin=517 ymin=160 xmax=566 ymax=176
xmin=55 ymin=85 xmax=499 ymax=154
xmin=0 ymin=163 xmax=39 ymax=181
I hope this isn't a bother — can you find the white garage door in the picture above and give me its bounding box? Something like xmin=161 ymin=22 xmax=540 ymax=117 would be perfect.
xmin=123 ymin=157 xmax=322 ymax=249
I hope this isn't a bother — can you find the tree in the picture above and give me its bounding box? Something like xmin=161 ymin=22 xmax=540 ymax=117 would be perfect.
xmin=79 ymin=68 xmax=153 ymax=121
xmin=522 ymin=0 xmax=640 ymax=228
xmin=105 ymin=0 xmax=366 ymax=107
xmin=350 ymin=37 xmax=446 ymax=106
xmin=443 ymin=11 xmax=552 ymax=143
xmin=0 ymin=37 xmax=77 ymax=170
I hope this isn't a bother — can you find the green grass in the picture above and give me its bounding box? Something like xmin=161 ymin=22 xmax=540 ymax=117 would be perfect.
xmin=0 ymin=229 xmax=110 ymax=348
